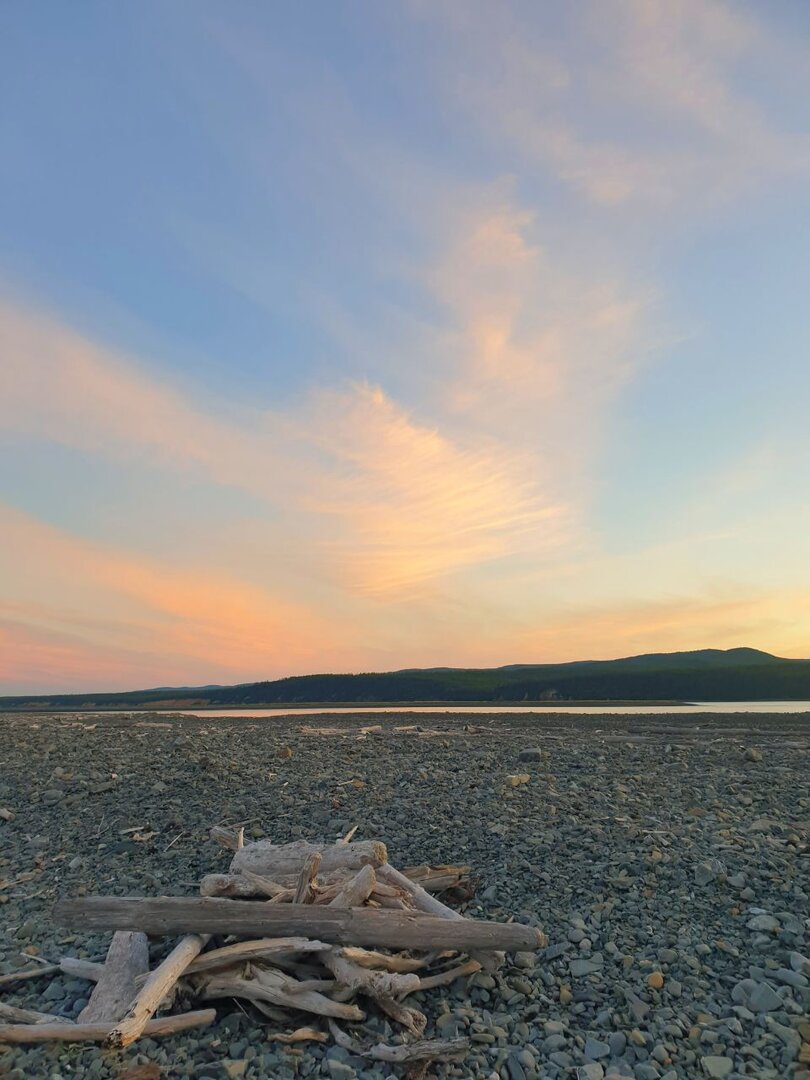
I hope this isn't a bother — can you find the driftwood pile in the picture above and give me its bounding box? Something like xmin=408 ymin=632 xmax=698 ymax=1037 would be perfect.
xmin=0 ymin=828 xmax=546 ymax=1071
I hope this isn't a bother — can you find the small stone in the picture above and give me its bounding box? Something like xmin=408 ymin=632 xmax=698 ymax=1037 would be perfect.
xmin=790 ymin=952 xmax=810 ymax=975
xmin=577 ymin=1066 xmax=604 ymax=1080
xmin=518 ymin=748 xmax=544 ymax=762
xmin=584 ymin=1038 xmax=610 ymax=1060
xmin=727 ymin=873 xmax=746 ymax=889
xmin=507 ymin=773 xmax=530 ymax=787
xmin=748 ymin=982 xmax=783 ymax=1012
xmin=570 ymin=956 xmax=603 ymax=977
xmin=42 ymin=788 xmax=65 ymax=803
xmin=701 ymin=1056 xmax=733 ymax=1078
xmin=744 ymin=748 xmax=763 ymax=762
xmin=609 ymin=1032 xmax=627 ymax=1057
xmin=747 ymin=914 xmax=780 ymax=932
xmin=559 ymin=984 xmax=573 ymax=1004
xmin=773 ymin=967 xmax=807 ymax=989
xmin=223 ymin=1063 xmax=247 ymax=1080
xmin=514 ymin=951 xmax=537 ymax=970
xmin=647 ymin=971 xmax=664 ymax=989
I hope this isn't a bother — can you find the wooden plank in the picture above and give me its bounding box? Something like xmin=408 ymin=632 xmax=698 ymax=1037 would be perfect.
xmin=53 ymin=896 xmax=544 ymax=951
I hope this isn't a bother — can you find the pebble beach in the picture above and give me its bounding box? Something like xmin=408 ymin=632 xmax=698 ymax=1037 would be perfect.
xmin=0 ymin=709 xmax=808 ymax=1079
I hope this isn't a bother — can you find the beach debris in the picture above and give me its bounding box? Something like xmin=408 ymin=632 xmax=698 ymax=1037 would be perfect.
xmin=2 ymin=833 xmax=543 ymax=1071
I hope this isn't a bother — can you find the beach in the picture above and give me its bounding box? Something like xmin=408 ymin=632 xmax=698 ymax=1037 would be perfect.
xmin=0 ymin=709 xmax=808 ymax=1078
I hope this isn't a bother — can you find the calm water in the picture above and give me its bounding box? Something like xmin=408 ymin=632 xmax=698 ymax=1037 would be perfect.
xmin=154 ymin=701 xmax=810 ymax=717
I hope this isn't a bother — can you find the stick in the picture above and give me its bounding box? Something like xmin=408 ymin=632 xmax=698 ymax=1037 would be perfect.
xmin=377 ymin=863 xmax=505 ymax=970
xmin=0 ymin=1002 xmax=70 ymax=1025
xmin=268 ymin=1026 xmax=328 ymax=1043
xmin=0 ymin=965 xmax=60 ymax=986
xmin=328 ymin=865 xmax=376 ymax=909
xmin=200 ymin=972 xmax=363 ymax=1021
xmin=183 ymin=937 xmax=331 ymax=976
xmin=55 ymin=897 xmax=545 ymax=952
xmin=339 ymin=947 xmax=427 ymax=973
xmin=80 ymin=931 xmax=149 ymax=1023
xmin=59 ymin=958 xmax=105 ymax=982
xmin=0 ymin=1009 xmax=215 ymax=1044
xmin=293 ymin=852 xmax=322 ymax=904
xmin=337 ymin=825 xmax=359 ymax=845
xmin=209 ymin=825 xmax=244 ymax=851
xmin=414 ymin=958 xmax=481 ymax=991
xmin=105 ymin=933 xmax=209 ymax=1048
xmin=374 ymin=995 xmax=427 ymax=1035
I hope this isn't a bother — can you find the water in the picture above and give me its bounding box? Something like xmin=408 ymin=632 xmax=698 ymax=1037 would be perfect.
xmin=153 ymin=700 xmax=810 ymax=717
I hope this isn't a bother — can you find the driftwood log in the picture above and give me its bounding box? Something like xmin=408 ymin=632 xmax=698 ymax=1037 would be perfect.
xmin=79 ymin=931 xmax=149 ymax=1023
xmin=54 ymin=897 xmax=544 ymax=951
xmin=105 ymin=933 xmax=209 ymax=1048
xmin=0 ymin=1009 xmax=216 ymax=1043
xmin=229 ymin=839 xmax=387 ymax=878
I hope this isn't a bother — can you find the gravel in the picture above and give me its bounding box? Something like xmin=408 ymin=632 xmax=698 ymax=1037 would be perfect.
xmin=0 ymin=708 xmax=808 ymax=1078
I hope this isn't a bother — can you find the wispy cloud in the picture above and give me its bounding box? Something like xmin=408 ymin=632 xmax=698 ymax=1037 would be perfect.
xmin=413 ymin=0 xmax=810 ymax=207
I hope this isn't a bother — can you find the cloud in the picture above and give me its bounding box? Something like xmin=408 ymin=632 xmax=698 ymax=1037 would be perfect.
xmin=412 ymin=0 xmax=810 ymax=207
xmin=0 ymin=301 xmax=570 ymax=598
xmin=0 ymin=504 xmax=352 ymax=693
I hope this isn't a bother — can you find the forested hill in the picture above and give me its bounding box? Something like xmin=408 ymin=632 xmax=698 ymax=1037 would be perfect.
xmin=3 ymin=648 xmax=810 ymax=709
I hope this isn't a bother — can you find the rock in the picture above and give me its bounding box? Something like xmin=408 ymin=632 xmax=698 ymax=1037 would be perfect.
xmin=584 ymin=1038 xmax=610 ymax=1060
xmin=747 ymin=914 xmax=780 ymax=932
xmin=647 ymin=971 xmax=665 ymax=989
xmin=701 ymin=1056 xmax=733 ymax=1078
xmin=773 ymin=967 xmax=807 ymax=989
xmin=570 ymin=956 xmax=604 ymax=977
xmin=695 ymin=861 xmax=723 ymax=885
xmin=507 ymin=773 xmax=530 ymax=787
xmin=518 ymin=748 xmax=544 ymax=762
xmin=577 ymin=1066 xmax=604 ymax=1080
xmin=790 ymin=951 xmax=810 ymax=975
xmin=609 ymin=1032 xmax=627 ymax=1057
xmin=223 ymin=1063 xmax=248 ymax=1080
xmin=748 ymin=982 xmax=783 ymax=1012
xmin=41 ymin=788 xmax=65 ymax=803
xmin=744 ymin=748 xmax=763 ymax=762
xmin=727 ymin=872 xmax=746 ymax=889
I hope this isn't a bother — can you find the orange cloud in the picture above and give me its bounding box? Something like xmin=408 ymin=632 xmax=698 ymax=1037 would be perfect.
xmin=0 ymin=505 xmax=355 ymax=692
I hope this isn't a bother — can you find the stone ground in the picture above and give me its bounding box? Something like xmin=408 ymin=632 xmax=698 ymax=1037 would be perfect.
xmin=0 ymin=709 xmax=808 ymax=1079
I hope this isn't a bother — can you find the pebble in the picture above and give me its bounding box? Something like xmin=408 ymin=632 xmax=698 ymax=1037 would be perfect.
xmin=584 ymin=1038 xmax=610 ymax=1060
xmin=701 ymin=1056 xmax=733 ymax=1078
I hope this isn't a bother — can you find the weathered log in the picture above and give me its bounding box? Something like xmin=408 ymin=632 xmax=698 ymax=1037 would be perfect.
xmin=365 ymin=1036 xmax=469 ymax=1062
xmin=199 ymin=873 xmax=265 ymax=899
xmin=184 ymin=937 xmax=331 ymax=976
xmin=323 ymin=948 xmax=420 ymax=998
xmin=230 ymin=839 xmax=387 ymax=879
xmin=55 ymin=897 xmax=544 ymax=952
xmin=200 ymin=971 xmax=363 ymax=1021
xmin=79 ymin=931 xmax=149 ymax=1023
xmin=328 ymin=1020 xmax=468 ymax=1062
xmin=0 ymin=1009 xmax=215 ymax=1043
xmin=377 ymin=863 xmax=504 ymax=971
xmin=0 ymin=1001 xmax=70 ymax=1025
xmin=402 ymin=864 xmax=472 ymax=893
xmin=59 ymin=958 xmax=104 ymax=982
xmin=414 ymin=958 xmax=480 ymax=991
xmin=339 ymin=947 xmax=426 ymax=973
xmin=293 ymin=852 xmax=322 ymax=904
xmin=374 ymin=995 xmax=427 ymax=1035
xmin=328 ymin=865 xmax=376 ymax=909
xmin=105 ymin=933 xmax=209 ymax=1048
xmin=210 ymin=825 xmax=244 ymax=851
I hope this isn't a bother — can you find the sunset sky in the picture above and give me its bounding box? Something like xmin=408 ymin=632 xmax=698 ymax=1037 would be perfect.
xmin=2 ymin=1 xmax=810 ymax=693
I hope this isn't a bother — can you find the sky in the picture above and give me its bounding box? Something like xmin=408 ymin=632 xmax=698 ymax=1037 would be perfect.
xmin=1 ymin=0 xmax=810 ymax=693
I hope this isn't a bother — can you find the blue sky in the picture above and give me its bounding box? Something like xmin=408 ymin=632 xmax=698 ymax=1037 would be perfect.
xmin=1 ymin=0 xmax=809 ymax=691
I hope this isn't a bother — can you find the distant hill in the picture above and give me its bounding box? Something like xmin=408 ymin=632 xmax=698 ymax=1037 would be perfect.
xmin=2 ymin=648 xmax=809 ymax=709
